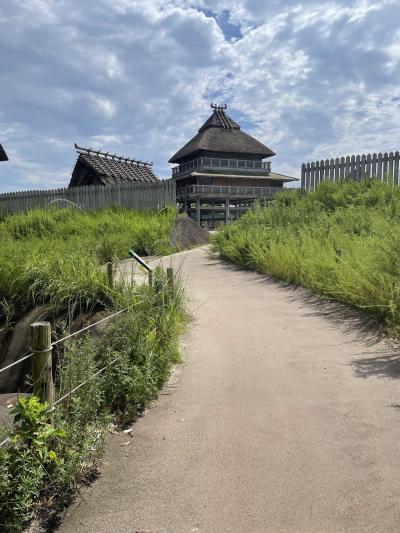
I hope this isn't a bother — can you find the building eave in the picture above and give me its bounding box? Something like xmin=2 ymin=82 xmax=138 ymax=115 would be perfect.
xmin=174 ymin=169 xmax=298 ymax=183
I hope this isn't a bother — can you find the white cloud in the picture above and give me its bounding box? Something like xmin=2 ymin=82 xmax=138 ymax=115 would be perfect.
xmin=0 ymin=0 xmax=399 ymax=187
xmin=89 ymin=95 xmax=117 ymax=119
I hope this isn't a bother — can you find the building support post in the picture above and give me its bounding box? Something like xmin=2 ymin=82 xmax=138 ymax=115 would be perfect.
xmin=196 ymin=198 xmax=201 ymax=226
xmin=225 ymin=197 xmax=230 ymax=224
xmin=210 ymin=202 xmax=215 ymax=229
xmin=183 ymin=198 xmax=187 ymax=215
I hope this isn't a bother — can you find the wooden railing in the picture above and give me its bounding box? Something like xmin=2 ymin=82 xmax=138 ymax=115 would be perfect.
xmin=172 ymin=158 xmax=271 ymax=176
xmin=177 ymin=185 xmax=282 ymax=197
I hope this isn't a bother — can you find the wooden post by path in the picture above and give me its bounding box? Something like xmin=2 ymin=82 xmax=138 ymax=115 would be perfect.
xmin=107 ymin=261 xmax=114 ymax=288
xmin=155 ymin=279 xmax=164 ymax=295
xmin=196 ymin=198 xmax=201 ymax=226
xmin=167 ymin=267 xmax=174 ymax=296
xmin=148 ymin=270 xmax=153 ymax=287
xmin=225 ymin=197 xmax=230 ymax=224
xmin=31 ymin=322 xmax=54 ymax=416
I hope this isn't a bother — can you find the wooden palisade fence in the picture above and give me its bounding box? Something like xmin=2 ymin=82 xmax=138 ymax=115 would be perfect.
xmin=0 ymin=180 xmax=176 ymax=214
xmin=301 ymin=151 xmax=400 ymax=190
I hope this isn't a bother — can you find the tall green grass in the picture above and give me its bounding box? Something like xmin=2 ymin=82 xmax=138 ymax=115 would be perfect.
xmin=0 ymin=206 xmax=187 ymax=531
xmin=0 ymin=206 xmax=177 ymax=324
xmin=212 ymin=180 xmax=400 ymax=333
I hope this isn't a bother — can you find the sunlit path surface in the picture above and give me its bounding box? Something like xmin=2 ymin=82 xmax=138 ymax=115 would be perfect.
xmin=59 ymin=246 xmax=400 ymax=533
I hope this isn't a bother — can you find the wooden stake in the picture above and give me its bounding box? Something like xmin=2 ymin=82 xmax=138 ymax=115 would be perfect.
xmin=167 ymin=267 xmax=174 ymax=296
xmin=148 ymin=270 xmax=153 ymax=287
xmin=31 ymin=322 xmax=54 ymax=416
xmin=155 ymin=280 xmax=164 ymax=295
xmin=107 ymin=261 xmax=114 ymax=288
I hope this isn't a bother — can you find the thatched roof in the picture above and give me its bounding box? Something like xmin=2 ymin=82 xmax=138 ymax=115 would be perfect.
xmin=169 ymin=104 xmax=275 ymax=163
xmin=0 ymin=144 xmax=8 ymax=162
xmin=69 ymin=144 xmax=158 ymax=187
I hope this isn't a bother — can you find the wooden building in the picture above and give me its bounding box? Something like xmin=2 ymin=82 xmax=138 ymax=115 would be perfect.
xmin=69 ymin=143 xmax=158 ymax=187
xmin=169 ymin=103 xmax=297 ymax=226
xmin=0 ymin=144 xmax=8 ymax=162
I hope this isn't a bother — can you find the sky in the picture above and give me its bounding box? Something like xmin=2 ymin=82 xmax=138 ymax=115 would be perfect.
xmin=0 ymin=0 xmax=399 ymax=192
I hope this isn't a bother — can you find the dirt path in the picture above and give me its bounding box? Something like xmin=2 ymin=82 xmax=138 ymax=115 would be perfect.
xmin=58 ymin=246 xmax=400 ymax=533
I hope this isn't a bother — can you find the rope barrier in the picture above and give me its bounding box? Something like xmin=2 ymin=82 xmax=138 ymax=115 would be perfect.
xmin=0 ymin=351 xmax=35 ymax=376
xmin=48 ymin=357 xmax=120 ymax=413
xmin=52 ymin=306 xmax=134 ymax=346
xmin=0 ymin=436 xmax=11 ymax=447
xmin=0 ymin=304 xmax=138 ymax=375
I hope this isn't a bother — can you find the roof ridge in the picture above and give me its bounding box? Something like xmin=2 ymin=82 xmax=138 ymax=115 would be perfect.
xmin=198 ymin=103 xmax=240 ymax=132
xmin=74 ymin=143 xmax=153 ymax=167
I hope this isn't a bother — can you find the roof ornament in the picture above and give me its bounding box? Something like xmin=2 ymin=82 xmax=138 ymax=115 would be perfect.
xmin=211 ymin=102 xmax=227 ymax=111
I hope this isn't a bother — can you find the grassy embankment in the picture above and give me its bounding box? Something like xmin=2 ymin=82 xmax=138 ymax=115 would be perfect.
xmin=212 ymin=179 xmax=400 ymax=334
xmin=0 ymin=206 xmax=187 ymax=532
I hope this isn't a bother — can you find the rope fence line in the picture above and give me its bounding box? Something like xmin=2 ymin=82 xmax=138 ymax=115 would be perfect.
xmin=52 ymin=305 xmax=137 ymax=346
xmin=0 ymin=305 xmax=137 ymax=448
xmin=48 ymin=357 xmax=120 ymax=413
xmin=0 ymin=435 xmax=11 ymax=447
xmin=0 ymin=263 xmax=176 ymax=449
xmin=0 ymin=304 xmax=137 ymax=376
xmin=0 ymin=351 xmax=35 ymax=376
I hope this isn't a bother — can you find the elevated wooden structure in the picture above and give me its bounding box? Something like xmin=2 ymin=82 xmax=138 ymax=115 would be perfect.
xmin=169 ymin=103 xmax=297 ymax=226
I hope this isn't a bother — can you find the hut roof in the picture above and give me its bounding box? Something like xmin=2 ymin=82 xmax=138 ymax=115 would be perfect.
xmin=169 ymin=104 xmax=275 ymax=163
xmin=0 ymin=144 xmax=8 ymax=162
xmin=69 ymin=144 xmax=158 ymax=187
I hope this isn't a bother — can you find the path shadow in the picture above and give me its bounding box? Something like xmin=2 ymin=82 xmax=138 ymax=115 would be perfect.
xmin=207 ymin=252 xmax=385 ymax=346
xmin=350 ymin=348 xmax=400 ymax=380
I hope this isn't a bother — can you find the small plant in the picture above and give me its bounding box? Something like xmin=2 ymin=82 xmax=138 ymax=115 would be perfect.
xmin=0 ymin=397 xmax=65 ymax=532
xmin=11 ymin=396 xmax=65 ymax=461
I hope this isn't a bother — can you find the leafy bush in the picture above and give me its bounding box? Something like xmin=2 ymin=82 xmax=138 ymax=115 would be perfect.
xmin=212 ymin=179 xmax=400 ymax=333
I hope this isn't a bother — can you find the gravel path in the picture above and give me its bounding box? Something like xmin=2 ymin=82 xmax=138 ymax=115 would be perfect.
xmin=58 ymin=246 xmax=400 ymax=533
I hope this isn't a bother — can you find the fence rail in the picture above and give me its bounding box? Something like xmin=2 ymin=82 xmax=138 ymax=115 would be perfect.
xmin=301 ymin=151 xmax=400 ymax=190
xmin=0 ymin=180 xmax=176 ymax=214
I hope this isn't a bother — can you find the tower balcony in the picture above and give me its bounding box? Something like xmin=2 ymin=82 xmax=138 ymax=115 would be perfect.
xmin=172 ymin=157 xmax=271 ymax=178
xmin=176 ymin=184 xmax=282 ymax=200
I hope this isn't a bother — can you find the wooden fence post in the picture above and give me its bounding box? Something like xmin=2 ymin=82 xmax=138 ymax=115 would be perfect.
xmin=107 ymin=261 xmax=114 ymax=288
xmin=167 ymin=267 xmax=174 ymax=296
xmin=31 ymin=322 xmax=54 ymax=417
xmin=148 ymin=270 xmax=153 ymax=287
xmin=155 ymin=279 xmax=164 ymax=297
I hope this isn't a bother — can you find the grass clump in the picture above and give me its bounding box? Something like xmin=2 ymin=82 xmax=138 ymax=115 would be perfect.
xmin=212 ymin=179 xmax=400 ymax=333
xmin=0 ymin=206 xmax=177 ymax=324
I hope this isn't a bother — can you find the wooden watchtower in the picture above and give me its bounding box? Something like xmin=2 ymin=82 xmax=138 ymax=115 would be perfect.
xmin=169 ymin=103 xmax=297 ymax=227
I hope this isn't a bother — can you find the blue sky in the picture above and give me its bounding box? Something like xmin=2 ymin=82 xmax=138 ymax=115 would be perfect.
xmin=0 ymin=0 xmax=399 ymax=192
